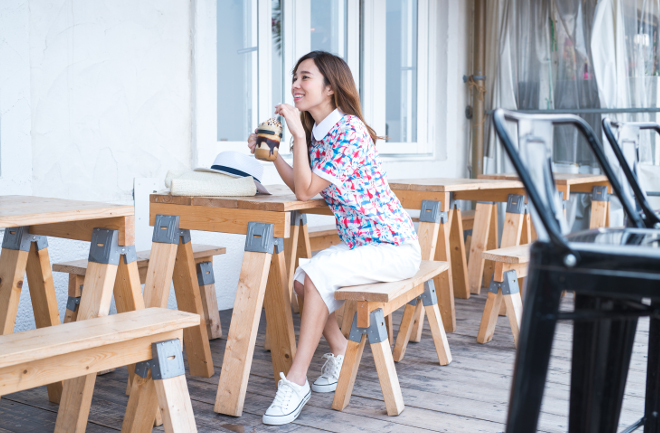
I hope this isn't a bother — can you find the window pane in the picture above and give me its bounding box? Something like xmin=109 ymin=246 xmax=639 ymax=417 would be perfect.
xmin=217 ymin=0 xmax=258 ymax=141
xmin=272 ymin=0 xmax=284 ymax=106
xmin=310 ymin=0 xmax=347 ymax=58
xmin=386 ymin=0 xmax=417 ymax=143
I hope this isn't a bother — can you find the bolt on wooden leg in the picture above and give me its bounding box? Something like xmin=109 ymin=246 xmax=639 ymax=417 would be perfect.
xmin=468 ymin=202 xmax=496 ymax=294
xmin=122 ymin=370 xmax=159 ymax=432
xmin=215 ymin=222 xmax=276 ymax=417
xmin=449 ymin=206 xmax=470 ymax=299
xmin=25 ymin=241 xmax=64 ymax=403
xmin=112 ymin=254 xmax=146 ymax=395
xmin=172 ymin=237 xmax=214 ymax=378
xmin=56 ymin=229 xmax=121 ymax=432
xmin=409 ymin=203 xmax=442 ymax=343
xmin=477 ymin=290 xmax=503 ymax=344
xmin=372 ymin=338 xmax=405 ymax=416
xmin=0 ymin=248 xmax=30 ymax=335
xmin=392 ymin=300 xmax=422 ymax=362
xmin=332 ymin=325 xmax=366 ymax=412
xmin=196 ymin=260 xmax=222 ymax=340
xmin=263 ymin=242 xmax=297 ymax=385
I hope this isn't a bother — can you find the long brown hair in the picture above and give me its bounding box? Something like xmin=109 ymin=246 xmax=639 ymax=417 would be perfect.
xmin=293 ymin=51 xmax=383 ymax=148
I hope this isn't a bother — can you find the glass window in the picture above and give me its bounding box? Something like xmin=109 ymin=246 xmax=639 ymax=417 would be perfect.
xmin=310 ymin=0 xmax=347 ymax=58
xmin=385 ymin=0 xmax=417 ymax=143
xmin=217 ymin=0 xmax=258 ymax=141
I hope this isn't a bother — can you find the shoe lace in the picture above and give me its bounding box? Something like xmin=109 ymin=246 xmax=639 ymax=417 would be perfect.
xmin=271 ymin=377 xmax=294 ymax=409
xmin=320 ymin=353 xmax=340 ymax=379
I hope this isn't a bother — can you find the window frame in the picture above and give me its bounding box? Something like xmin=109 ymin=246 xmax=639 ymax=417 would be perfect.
xmin=361 ymin=0 xmax=434 ymax=155
xmin=191 ymin=0 xmax=434 ymax=168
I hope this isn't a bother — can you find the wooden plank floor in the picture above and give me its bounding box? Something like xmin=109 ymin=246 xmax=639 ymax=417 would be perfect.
xmin=0 ymin=292 xmax=649 ymax=432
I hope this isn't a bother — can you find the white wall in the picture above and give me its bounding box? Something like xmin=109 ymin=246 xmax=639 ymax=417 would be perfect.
xmin=1 ymin=0 xmax=472 ymax=332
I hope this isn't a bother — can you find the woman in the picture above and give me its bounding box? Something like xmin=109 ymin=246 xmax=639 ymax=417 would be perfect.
xmin=248 ymin=51 xmax=421 ymax=425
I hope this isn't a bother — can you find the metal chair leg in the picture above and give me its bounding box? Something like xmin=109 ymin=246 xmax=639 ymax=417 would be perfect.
xmin=506 ymin=262 xmax=562 ymax=433
xmin=569 ymin=295 xmax=638 ymax=433
xmin=645 ymin=308 xmax=660 ymax=433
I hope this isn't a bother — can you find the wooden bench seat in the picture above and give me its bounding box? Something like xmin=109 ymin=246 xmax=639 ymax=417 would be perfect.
xmin=332 ymin=260 xmax=452 ymax=416
xmin=0 ymin=308 xmax=200 ymax=432
xmin=54 ymin=244 xmax=226 ymax=340
xmin=477 ymin=244 xmax=530 ymax=346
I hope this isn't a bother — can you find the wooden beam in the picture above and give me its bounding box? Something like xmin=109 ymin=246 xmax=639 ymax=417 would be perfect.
xmin=29 ymin=216 xmax=135 ymax=246
xmin=150 ymin=203 xmax=291 ymax=238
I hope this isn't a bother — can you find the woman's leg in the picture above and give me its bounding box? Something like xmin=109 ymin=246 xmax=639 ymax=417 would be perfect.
xmin=323 ymin=311 xmax=347 ymax=357
xmin=287 ymin=276 xmax=329 ymax=386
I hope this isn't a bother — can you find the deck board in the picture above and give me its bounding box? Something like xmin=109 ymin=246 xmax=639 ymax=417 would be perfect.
xmin=0 ymin=293 xmax=649 ymax=432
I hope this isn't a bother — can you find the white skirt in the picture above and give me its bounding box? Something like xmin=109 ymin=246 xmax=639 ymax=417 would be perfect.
xmin=293 ymin=240 xmax=422 ymax=314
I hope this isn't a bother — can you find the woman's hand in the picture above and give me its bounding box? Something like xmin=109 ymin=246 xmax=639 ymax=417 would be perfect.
xmin=275 ymin=103 xmax=305 ymax=141
xmin=247 ymin=129 xmax=257 ymax=154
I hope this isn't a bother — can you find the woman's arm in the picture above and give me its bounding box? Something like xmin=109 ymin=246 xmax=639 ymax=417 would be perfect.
xmin=276 ymin=104 xmax=330 ymax=201
xmin=290 ymin=134 xmax=330 ymax=201
xmin=273 ymin=154 xmax=295 ymax=192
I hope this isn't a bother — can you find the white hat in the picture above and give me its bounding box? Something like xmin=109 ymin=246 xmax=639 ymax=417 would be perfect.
xmin=195 ymin=151 xmax=271 ymax=195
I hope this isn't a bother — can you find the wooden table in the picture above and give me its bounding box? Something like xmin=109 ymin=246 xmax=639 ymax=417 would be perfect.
xmin=0 ymin=195 xmax=142 ymax=432
xmin=478 ymin=173 xmax=612 ymax=227
xmin=389 ymin=178 xmax=529 ymax=337
xmin=147 ymin=185 xmax=330 ymax=417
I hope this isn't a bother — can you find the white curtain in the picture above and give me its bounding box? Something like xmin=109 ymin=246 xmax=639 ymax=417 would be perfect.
xmin=485 ymin=0 xmax=660 ymax=229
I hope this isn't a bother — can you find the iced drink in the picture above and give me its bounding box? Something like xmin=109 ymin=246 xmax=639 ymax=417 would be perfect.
xmin=255 ymin=118 xmax=283 ymax=161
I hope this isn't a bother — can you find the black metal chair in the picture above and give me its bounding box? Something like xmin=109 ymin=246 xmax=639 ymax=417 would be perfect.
xmin=492 ymin=108 xmax=660 ymax=433
xmin=601 ymin=119 xmax=660 ymax=228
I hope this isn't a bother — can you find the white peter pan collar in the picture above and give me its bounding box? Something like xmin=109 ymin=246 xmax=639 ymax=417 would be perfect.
xmin=312 ymin=108 xmax=344 ymax=141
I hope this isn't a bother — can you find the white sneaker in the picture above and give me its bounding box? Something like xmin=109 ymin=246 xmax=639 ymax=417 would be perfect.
xmin=262 ymin=372 xmax=311 ymax=425
xmin=311 ymin=353 xmax=344 ymax=393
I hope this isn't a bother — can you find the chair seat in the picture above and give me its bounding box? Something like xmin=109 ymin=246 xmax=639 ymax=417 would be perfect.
xmin=53 ymin=244 xmax=226 ymax=276
xmin=482 ymin=244 xmax=530 ymax=264
xmin=335 ymin=260 xmax=449 ymax=304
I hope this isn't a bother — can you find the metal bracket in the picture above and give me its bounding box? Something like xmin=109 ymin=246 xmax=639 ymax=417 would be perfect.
xmin=407 ymin=279 xmax=438 ymax=307
xmin=134 ymin=339 xmax=185 ymax=380
xmin=592 ymin=186 xmax=609 ymax=202
xmin=151 ymin=215 xmax=191 ymax=244
xmin=2 ymin=227 xmax=48 ymax=252
xmin=506 ymin=194 xmax=526 ymax=214
xmin=66 ymin=296 xmax=81 ymax=312
xmin=273 ymin=237 xmax=284 ymax=254
xmin=179 ymin=229 xmax=192 ymax=244
xmin=419 ymin=200 xmax=448 ymax=224
xmin=449 ymin=193 xmax=458 ymax=210
xmin=120 ymin=245 xmax=138 ymax=264
xmin=290 ymin=211 xmax=308 ymax=226
xmin=487 ymin=270 xmax=520 ymax=295
xmin=196 ymin=261 xmax=215 ymax=286
xmin=244 ymin=222 xmax=276 ymax=254
xmin=88 ymin=229 xmax=122 ymax=265
xmin=348 ymin=309 xmax=388 ymax=344
xmin=476 ymin=201 xmax=495 ymax=205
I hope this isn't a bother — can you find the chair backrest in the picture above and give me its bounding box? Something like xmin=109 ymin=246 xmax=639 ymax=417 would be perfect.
xmin=601 ymin=119 xmax=660 ymax=229
xmin=492 ymin=109 xmax=645 ymax=252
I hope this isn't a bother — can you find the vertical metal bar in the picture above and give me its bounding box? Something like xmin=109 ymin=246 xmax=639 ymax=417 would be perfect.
xmin=471 ymin=0 xmax=486 ymax=178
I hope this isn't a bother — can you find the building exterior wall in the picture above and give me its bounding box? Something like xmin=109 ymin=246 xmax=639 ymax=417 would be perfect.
xmin=0 ymin=0 xmax=473 ymax=331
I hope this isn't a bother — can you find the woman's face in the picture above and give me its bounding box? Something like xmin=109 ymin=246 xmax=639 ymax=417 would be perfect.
xmin=292 ymin=58 xmax=333 ymax=112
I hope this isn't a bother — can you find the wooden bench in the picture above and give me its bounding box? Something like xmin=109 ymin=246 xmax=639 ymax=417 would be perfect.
xmin=0 ymin=308 xmax=199 ymax=432
xmin=54 ymin=244 xmax=226 ymax=340
xmin=477 ymin=244 xmax=529 ymax=346
xmin=332 ymin=260 xmax=452 ymax=416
